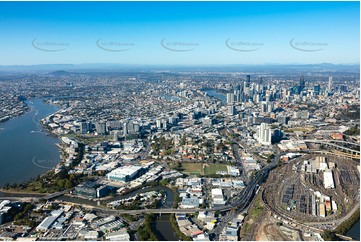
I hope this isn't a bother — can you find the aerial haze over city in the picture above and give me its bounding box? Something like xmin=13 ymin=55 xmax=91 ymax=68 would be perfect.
xmin=0 ymin=1 xmax=360 ymax=242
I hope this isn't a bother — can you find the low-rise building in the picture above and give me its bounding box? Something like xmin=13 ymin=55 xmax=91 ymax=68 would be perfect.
xmin=180 ymin=197 xmax=200 ymax=209
xmin=323 ymin=170 xmax=335 ymax=189
xmin=105 ymin=229 xmax=130 ymax=241
xmin=107 ymin=165 xmax=143 ymax=182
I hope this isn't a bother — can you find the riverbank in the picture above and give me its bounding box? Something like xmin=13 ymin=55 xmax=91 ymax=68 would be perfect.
xmin=0 ymin=189 xmax=46 ymax=196
xmin=0 ymin=98 xmax=61 ymax=187
xmin=335 ymin=208 xmax=360 ymax=239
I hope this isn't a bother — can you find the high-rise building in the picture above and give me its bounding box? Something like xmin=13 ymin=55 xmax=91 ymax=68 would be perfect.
xmin=108 ymin=120 xmax=122 ymax=130
xmin=156 ymin=119 xmax=162 ymax=129
xmin=260 ymin=102 xmax=267 ymax=113
xmin=258 ymin=123 xmax=272 ymax=145
xmin=227 ymin=105 xmax=236 ymax=116
xmin=267 ymin=102 xmax=274 ymax=113
xmin=226 ymin=93 xmax=235 ymax=104
xmin=80 ymin=122 xmax=89 ymax=134
xmin=123 ymin=122 xmax=128 ymax=135
xmin=95 ymin=122 xmax=106 ymax=135
xmin=328 ymin=76 xmax=333 ymax=91
xmin=299 ymin=76 xmax=305 ymax=91
xmin=340 ymin=85 xmax=347 ymax=92
xmin=313 ymin=84 xmax=321 ymax=95
xmin=246 ymin=75 xmax=251 ymax=87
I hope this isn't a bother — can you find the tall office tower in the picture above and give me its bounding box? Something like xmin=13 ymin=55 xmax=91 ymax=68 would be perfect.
xmin=258 ymin=123 xmax=272 ymax=145
xmin=133 ymin=123 xmax=140 ymax=133
xmin=227 ymin=105 xmax=236 ymax=116
xmin=266 ymin=91 xmax=271 ymax=102
xmin=162 ymin=120 xmax=168 ymax=130
xmin=235 ymin=90 xmax=241 ymax=103
xmin=259 ymin=123 xmax=266 ymax=141
xmin=247 ymin=115 xmax=253 ymax=125
xmin=254 ymin=94 xmax=261 ymax=103
xmin=246 ymin=75 xmax=251 ymax=87
xmin=340 ymin=85 xmax=347 ymax=92
xmin=328 ymin=76 xmax=333 ymax=91
xmin=95 ymin=122 xmax=106 ymax=135
xmin=156 ymin=119 xmax=162 ymax=129
xmin=226 ymin=93 xmax=235 ymax=104
xmin=123 ymin=122 xmax=128 ymax=135
xmin=299 ymin=76 xmax=305 ymax=91
xmin=267 ymin=102 xmax=274 ymax=113
xmin=108 ymin=120 xmax=122 ymax=130
xmin=260 ymin=102 xmax=267 ymax=113
xmin=313 ymin=84 xmax=321 ymax=95
xmin=80 ymin=122 xmax=88 ymax=134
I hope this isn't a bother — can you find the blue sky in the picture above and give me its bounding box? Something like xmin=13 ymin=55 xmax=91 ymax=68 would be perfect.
xmin=0 ymin=1 xmax=359 ymax=65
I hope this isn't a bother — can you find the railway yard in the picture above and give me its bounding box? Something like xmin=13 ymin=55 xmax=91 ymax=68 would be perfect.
xmin=239 ymin=152 xmax=359 ymax=241
xmin=263 ymin=154 xmax=359 ymax=230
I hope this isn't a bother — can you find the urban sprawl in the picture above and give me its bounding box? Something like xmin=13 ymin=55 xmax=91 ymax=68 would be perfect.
xmin=0 ymin=68 xmax=360 ymax=241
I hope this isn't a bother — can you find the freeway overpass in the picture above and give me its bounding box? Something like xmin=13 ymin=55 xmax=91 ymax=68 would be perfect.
xmin=304 ymin=140 xmax=360 ymax=156
xmin=307 ymin=149 xmax=360 ymax=160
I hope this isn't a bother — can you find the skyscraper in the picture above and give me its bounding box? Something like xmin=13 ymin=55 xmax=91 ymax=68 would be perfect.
xmin=123 ymin=122 xmax=128 ymax=135
xmin=227 ymin=105 xmax=236 ymax=116
xmin=95 ymin=122 xmax=106 ymax=135
xmin=313 ymin=84 xmax=321 ymax=95
xmin=258 ymin=123 xmax=272 ymax=145
xmin=226 ymin=93 xmax=235 ymax=104
xmin=299 ymin=76 xmax=305 ymax=91
xmin=80 ymin=121 xmax=89 ymax=134
xmin=328 ymin=76 xmax=333 ymax=91
xmin=246 ymin=75 xmax=251 ymax=87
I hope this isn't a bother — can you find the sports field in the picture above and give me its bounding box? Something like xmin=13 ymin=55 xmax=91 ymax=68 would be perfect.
xmin=181 ymin=163 xmax=228 ymax=175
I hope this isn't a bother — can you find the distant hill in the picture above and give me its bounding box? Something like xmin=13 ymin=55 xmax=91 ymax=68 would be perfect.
xmin=0 ymin=63 xmax=359 ymax=73
xmin=48 ymin=70 xmax=72 ymax=76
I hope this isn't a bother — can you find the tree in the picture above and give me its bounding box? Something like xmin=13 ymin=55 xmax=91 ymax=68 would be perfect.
xmin=160 ymin=180 xmax=168 ymax=187
xmin=322 ymin=230 xmax=339 ymax=241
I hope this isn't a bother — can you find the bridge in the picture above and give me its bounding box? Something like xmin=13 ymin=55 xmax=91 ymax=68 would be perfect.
xmin=307 ymin=149 xmax=360 ymax=160
xmin=43 ymin=190 xmax=68 ymax=200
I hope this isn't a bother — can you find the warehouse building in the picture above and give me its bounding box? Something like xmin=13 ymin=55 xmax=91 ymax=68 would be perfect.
xmin=323 ymin=170 xmax=335 ymax=189
xmin=107 ymin=165 xmax=143 ymax=182
xmin=212 ymin=188 xmax=226 ymax=206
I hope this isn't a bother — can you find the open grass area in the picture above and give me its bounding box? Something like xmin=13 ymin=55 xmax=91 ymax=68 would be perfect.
xmin=181 ymin=163 xmax=204 ymax=175
xmin=181 ymin=163 xmax=228 ymax=176
xmin=204 ymin=163 xmax=228 ymax=175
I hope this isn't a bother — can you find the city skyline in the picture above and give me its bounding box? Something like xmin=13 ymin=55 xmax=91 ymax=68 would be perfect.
xmin=0 ymin=1 xmax=359 ymax=65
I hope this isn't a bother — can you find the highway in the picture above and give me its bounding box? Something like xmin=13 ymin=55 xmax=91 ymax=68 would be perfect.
xmin=231 ymin=142 xmax=250 ymax=184
xmin=210 ymin=153 xmax=280 ymax=240
xmin=303 ymin=140 xmax=360 ymax=155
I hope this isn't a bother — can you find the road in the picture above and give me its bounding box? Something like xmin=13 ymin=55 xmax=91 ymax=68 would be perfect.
xmin=210 ymin=153 xmax=281 ymax=240
xmin=231 ymin=142 xmax=250 ymax=184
